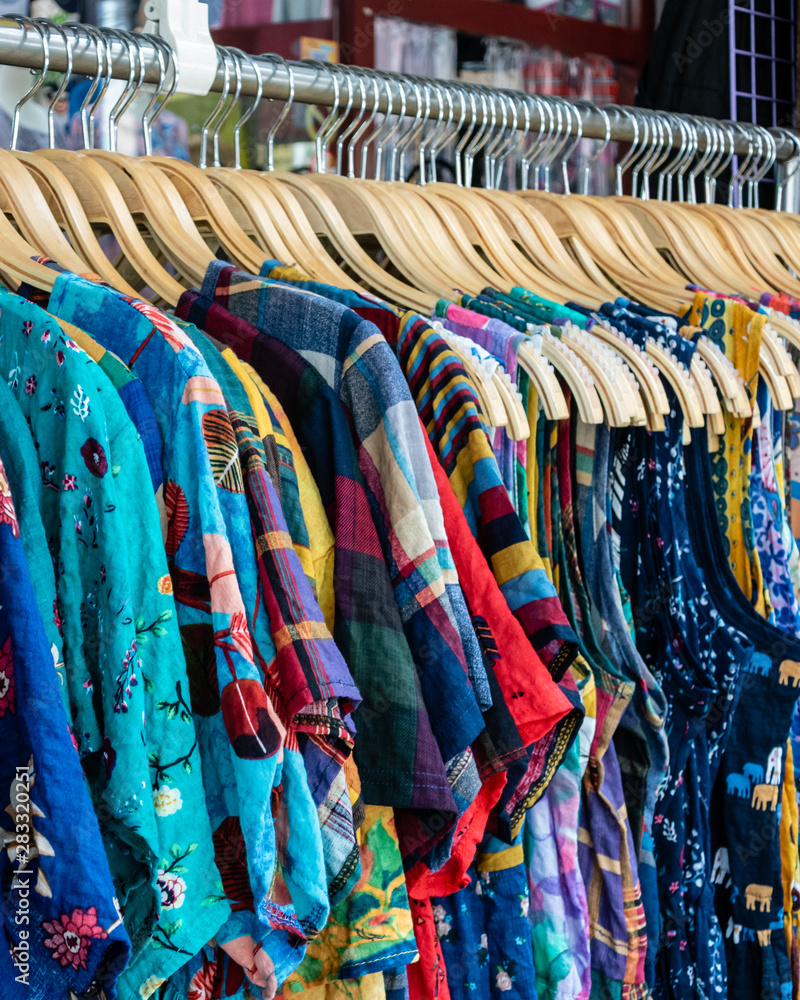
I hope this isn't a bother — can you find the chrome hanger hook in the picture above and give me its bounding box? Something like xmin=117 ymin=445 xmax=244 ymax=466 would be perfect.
xmin=520 ymin=92 xmax=549 ymax=191
xmin=210 ymin=47 xmax=242 ymax=167
xmin=427 ymin=82 xmax=455 ymax=184
xmin=454 ymin=87 xmax=479 ymax=188
xmin=146 ymin=35 xmax=179 ymax=151
xmin=492 ymin=90 xmax=524 ymax=190
xmin=358 ymin=74 xmax=391 ymax=179
xmin=483 ymin=90 xmax=510 ymax=189
xmin=540 ymin=97 xmax=570 ymax=193
xmin=228 ymin=48 xmax=261 ymax=169
xmin=86 ymin=25 xmax=113 ymax=149
xmin=308 ymin=61 xmax=340 ymax=174
xmin=612 ymin=106 xmax=641 ymax=196
xmin=531 ymin=96 xmax=561 ymax=191
xmin=674 ymin=115 xmax=699 ymax=202
xmin=199 ymin=44 xmax=231 ymax=167
xmin=556 ymin=98 xmax=583 ymax=195
xmin=140 ymin=34 xmax=170 ymax=157
xmin=575 ymin=100 xmax=610 ymax=196
xmin=727 ymin=120 xmax=754 ymax=207
xmin=34 ymin=18 xmax=72 ymax=150
xmin=656 ymin=113 xmax=687 ymax=201
xmin=5 ymin=15 xmax=49 ymax=151
xmin=418 ymin=80 xmax=444 ymax=185
xmin=347 ymin=70 xmax=380 ymax=179
xmin=325 ymin=64 xmax=354 ymax=175
xmin=706 ymin=121 xmax=735 ymax=203
xmin=68 ymin=23 xmax=106 ymax=149
xmin=743 ymin=124 xmax=764 ymax=208
xmin=465 ymin=88 xmax=494 ymax=188
xmin=392 ymin=77 xmax=424 ymax=182
xmin=628 ymin=109 xmax=654 ymax=198
xmin=772 ymin=127 xmax=800 ymax=211
xmin=102 ymin=29 xmax=142 ymax=153
xmin=374 ymin=76 xmax=405 ymax=180
xmin=336 ymin=67 xmax=367 ymax=176
xmin=686 ymin=116 xmax=715 ymax=204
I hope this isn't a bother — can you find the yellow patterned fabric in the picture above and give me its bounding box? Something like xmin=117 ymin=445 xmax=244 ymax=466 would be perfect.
xmin=685 ymin=293 xmax=767 ymax=614
xmin=279 ymin=806 xmax=417 ymax=991
xmin=279 ymin=972 xmax=386 ymax=999
xmin=248 ymin=366 xmax=337 ymax=635
xmin=781 ymin=740 xmax=799 ymax=980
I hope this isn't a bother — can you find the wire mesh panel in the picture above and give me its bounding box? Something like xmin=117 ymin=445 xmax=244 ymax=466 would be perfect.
xmin=730 ymin=0 xmax=795 ymax=205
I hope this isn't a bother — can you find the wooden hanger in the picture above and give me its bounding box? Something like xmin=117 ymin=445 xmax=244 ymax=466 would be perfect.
xmin=8 ymin=24 xmax=141 ymax=295
xmin=28 ymin=27 xmax=192 ymax=303
xmin=538 ymin=328 xmax=603 ymax=424
xmin=560 ymin=324 xmax=638 ymax=427
xmin=297 ymin=68 xmax=468 ymax=301
xmin=65 ymin=30 xmax=218 ymax=288
xmin=144 ymin=46 xmax=296 ymax=277
xmin=588 ymin=322 xmax=668 ymax=431
xmin=516 ymin=338 xmax=569 ymax=421
xmin=493 ymin=369 xmax=531 ymax=440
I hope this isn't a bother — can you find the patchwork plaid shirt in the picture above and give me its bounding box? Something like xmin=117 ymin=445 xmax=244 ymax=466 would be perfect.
xmin=194 ymin=264 xmax=486 ymax=766
xmin=176 ymin=289 xmax=458 ymax=865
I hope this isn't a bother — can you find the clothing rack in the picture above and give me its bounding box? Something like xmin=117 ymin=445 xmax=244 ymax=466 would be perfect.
xmin=0 ymin=15 xmax=798 ymax=207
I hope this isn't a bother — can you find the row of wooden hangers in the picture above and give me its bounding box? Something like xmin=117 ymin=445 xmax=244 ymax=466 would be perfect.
xmin=0 ymin=16 xmax=799 ymax=445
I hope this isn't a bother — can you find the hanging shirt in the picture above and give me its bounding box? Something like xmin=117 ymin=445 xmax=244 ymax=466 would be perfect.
xmin=175 ymin=289 xmax=457 ymax=851
xmin=36 ymin=271 xmax=311 ymax=987
xmin=176 ymin=319 xmax=358 ymax=913
xmin=399 ymin=311 xmax=579 ymax=683
xmin=0 ymin=380 xmax=66 ymax=709
xmin=685 ymin=292 xmax=767 ymax=612
xmin=242 ymin=364 xmax=337 ymax=634
xmin=60 ymin=319 xmax=164 ymax=494
xmin=0 ymin=287 xmax=227 ymax=997
xmin=396 ymin=316 xmax=584 ymax=838
xmin=0 ymin=451 xmax=132 ymax=1000
xmin=193 ymin=264 xmax=487 ymax=774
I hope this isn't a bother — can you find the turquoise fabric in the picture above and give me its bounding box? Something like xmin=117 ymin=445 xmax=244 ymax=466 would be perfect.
xmin=0 ymin=288 xmax=226 ymax=995
xmin=0 ymin=449 xmax=133 ymax=1000
xmin=43 ymin=274 xmax=313 ymax=987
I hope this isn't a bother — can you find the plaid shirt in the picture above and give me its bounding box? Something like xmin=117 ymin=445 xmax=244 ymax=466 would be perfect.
xmin=396 ymin=318 xmax=584 ymax=837
xmin=195 ymin=264 xmax=486 ymax=768
xmin=175 ymin=290 xmax=458 ymax=865
xmin=258 ymin=263 xmax=491 ymax=713
xmin=579 ymin=669 xmax=648 ymax=994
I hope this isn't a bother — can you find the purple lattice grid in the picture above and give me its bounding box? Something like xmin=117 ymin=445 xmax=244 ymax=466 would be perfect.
xmin=729 ymin=0 xmax=795 ymax=205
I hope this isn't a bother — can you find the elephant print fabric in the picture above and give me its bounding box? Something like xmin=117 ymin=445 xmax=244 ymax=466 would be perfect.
xmin=713 ymin=649 xmax=800 ymax=999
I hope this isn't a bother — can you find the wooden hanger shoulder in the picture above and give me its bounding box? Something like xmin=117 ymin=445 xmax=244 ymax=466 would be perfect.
xmin=252 ymin=172 xmax=373 ymax=292
xmin=304 ymin=173 xmax=456 ymax=300
xmin=538 ymin=330 xmax=604 ymax=424
xmin=13 ymin=150 xmax=139 ymax=295
xmin=492 ymin=368 xmax=531 ymax=440
xmin=36 ymin=148 xmax=185 ymax=305
xmin=84 ymin=150 xmax=213 ymax=286
xmin=147 ymin=156 xmax=267 ymax=274
xmin=516 ymin=340 xmax=569 ymax=421
xmin=475 ymin=189 xmax=611 ymax=307
xmin=0 ymin=148 xmax=92 ymax=276
xmin=274 ymin=171 xmax=436 ymax=312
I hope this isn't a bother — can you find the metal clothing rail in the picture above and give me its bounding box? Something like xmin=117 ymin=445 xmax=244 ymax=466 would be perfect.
xmin=0 ymin=16 xmax=798 ymax=196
